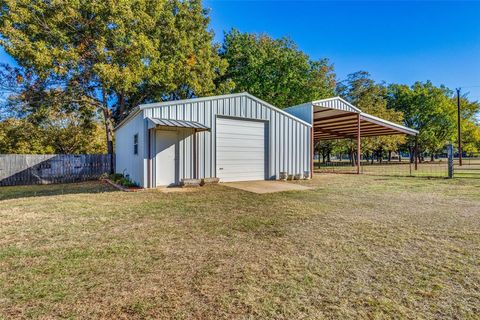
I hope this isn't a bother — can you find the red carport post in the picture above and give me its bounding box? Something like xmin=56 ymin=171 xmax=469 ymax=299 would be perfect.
xmin=414 ymin=135 xmax=418 ymax=171
xmin=357 ymin=113 xmax=361 ymax=174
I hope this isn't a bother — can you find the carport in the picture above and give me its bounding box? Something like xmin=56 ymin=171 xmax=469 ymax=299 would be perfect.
xmin=285 ymin=97 xmax=419 ymax=174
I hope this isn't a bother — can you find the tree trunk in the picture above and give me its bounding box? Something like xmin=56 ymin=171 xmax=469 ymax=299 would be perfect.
xmin=102 ymin=87 xmax=115 ymax=174
xmin=118 ymin=93 xmax=126 ymax=117
xmin=430 ymin=153 xmax=434 ymax=162
xmin=388 ymin=150 xmax=392 ymax=162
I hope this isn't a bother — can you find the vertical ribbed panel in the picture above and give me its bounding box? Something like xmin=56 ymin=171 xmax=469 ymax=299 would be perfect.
xmin=313 ymin=98 xmax=359 ymax=113
xmin=141 ymin=93 xmax=311 ymax=182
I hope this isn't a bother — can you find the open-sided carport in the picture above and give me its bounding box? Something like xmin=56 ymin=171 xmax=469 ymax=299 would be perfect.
xmin=285 ymin=97 xmax=419 ymax=175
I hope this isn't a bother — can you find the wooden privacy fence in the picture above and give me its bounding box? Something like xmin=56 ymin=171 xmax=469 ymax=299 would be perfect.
xmin=0 ymin=154 xmax=112 ymax=186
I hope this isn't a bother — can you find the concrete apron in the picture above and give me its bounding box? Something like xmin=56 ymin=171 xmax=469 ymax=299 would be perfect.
xmin=222 ymin=180 xmax=312 ymax=194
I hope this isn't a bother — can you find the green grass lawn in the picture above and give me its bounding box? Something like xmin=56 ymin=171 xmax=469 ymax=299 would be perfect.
xmin=1 ymin=175 xmax=479 ymax=319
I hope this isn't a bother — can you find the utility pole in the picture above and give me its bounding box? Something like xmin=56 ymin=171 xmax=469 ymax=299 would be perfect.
xmin=456 ymin=88 xmax=462 ymax=166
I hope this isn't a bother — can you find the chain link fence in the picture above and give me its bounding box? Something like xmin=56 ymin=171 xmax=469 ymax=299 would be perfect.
xmin=314 ymin=145 xmax=479 ymax=179
xmin=315 ymin=159 xmax=449 ymax=177
xmin=314 ymin=151 xmax=449 ymax=178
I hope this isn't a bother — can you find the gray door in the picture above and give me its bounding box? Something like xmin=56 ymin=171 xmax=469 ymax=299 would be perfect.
xmin=216 ymin=117 xmax=266 ymax=182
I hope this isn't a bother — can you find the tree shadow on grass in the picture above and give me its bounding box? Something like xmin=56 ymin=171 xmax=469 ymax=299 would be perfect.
xmin=0 ymin=180 xmax=118 ymax=201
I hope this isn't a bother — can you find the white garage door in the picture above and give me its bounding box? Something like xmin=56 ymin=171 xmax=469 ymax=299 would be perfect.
xmin=216 ymin=117 xmax=266 ymax=182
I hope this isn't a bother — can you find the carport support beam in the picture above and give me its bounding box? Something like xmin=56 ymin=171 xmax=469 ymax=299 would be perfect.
xmin=311 ymin=127 xmax=314 ymax=178
xmin=357 ymin=114 xmax=361 ymax=174
xmin=414 ymin=135 xmax=418 ymax=170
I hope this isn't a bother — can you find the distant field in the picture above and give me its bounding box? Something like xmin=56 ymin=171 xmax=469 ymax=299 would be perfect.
xmin=1 ymin=175 xmax=479 ymax=319
xmin=315 ymin=158 xmax=480 ymax=178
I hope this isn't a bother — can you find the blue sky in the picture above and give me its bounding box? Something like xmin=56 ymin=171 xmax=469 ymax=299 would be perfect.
xmin=205 ymin=0 xmax=480 ymax=101
xmin=1 ymin=1 xmax=479 ymax=100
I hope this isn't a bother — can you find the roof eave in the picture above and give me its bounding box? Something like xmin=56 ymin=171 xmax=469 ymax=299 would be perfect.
xmin=113 ymin=107 xmax=142 ymax=131
xmin=360 ymin=112 xmax=419 ymax=136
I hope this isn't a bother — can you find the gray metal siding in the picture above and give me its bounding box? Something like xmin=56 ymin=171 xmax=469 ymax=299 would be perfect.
xmin=283 ymin=103 xmax=313 ymax=124
xmin=141 ymin=93 xmax=311 ymax=182
xmin=312 ymin=97 xmax=360 ymax=113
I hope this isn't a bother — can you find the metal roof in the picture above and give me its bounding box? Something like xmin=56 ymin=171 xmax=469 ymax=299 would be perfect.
xmin=146 ymin=118 xmax=210 ymax=131
xmin=287 ymin=97 xmax=419 ymax=140
xmin=138 ymin=92 xmax=312 ymax=127
xmin=114 ymin=92 xmax=312 ymax=131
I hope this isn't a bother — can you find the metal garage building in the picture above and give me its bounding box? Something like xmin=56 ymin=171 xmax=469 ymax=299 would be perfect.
xmin=114 ymin=92 xmax=312 ymax=188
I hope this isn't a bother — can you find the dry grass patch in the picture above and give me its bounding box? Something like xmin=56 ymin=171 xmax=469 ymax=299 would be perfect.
xmin=1 ymin=176 xmax=479 ymax=319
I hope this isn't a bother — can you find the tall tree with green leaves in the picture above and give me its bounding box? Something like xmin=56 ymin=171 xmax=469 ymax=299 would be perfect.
xmin=336 ymin=71 xmax=406 ymax=162
xmin=220 ymin=29 xmax=335 ymax=108
xmin=387 ymin=81 xmax=457 ymax=160
xmin=0 ymin=117 xmax=107 ymax=154
xmin=0 ymin=65 xmax=107 ymax=154
xmin=0 ymin=0 xmax=232 ymax=157
xmin=456 ymin=96 xmax=480 ymax=154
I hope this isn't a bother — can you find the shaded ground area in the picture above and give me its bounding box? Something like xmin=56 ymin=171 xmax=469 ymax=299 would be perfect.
xmin=0 ymin=180 xmax=115 ymax=201
xmin=1 ymin=176 xmax=479 ymax=319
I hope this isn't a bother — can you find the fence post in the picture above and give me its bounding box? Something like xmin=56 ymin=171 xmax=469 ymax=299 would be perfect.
xmin=447 ymin=144 xmax=454 ymax=179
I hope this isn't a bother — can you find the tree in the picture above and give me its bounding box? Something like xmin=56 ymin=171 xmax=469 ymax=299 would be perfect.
xmin=0 ymin=0 xmax=232 ymax=159
xmin=0 ymin=117 xmax=106 ymax=154
xmin=0 ymin=118 xmax=49 ymax=154
xmin=461 ymin=120 xmax=480 ymax=154
xmin=387 ymin=82 xmax=457 ymax=161
xmin=220 ymin=29 xmax=335 ymax=108
xmin=0 ymin=64 xmax=106 ymax=154
xmin=337 ymin=71 xmax=406 ymax=162
xmin=456 ymin=96 xmax=480 ymax=155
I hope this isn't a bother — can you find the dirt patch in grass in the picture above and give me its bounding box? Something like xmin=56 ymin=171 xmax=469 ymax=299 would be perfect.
xmin=1 ymin=176 xmax=479 ymax=319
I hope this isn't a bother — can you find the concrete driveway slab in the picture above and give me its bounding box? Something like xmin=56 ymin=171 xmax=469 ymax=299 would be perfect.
xmin=223 ymin=180 xmax=312 ymax=194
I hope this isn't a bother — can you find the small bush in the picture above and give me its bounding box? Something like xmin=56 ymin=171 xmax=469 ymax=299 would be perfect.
xmin=109 ymin=173 xmax=124 ymax=183
xmin=118 ymin=177 xmax=138 ymax=188
xmin=108 ymin=174 xmax=138 ymax=188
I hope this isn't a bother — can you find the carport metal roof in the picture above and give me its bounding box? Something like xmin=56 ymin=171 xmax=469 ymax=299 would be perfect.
xmin=311 ymin=97 xmax=418 ymax=140
xmin=285 ymin=97 xmax=418 ymax=140
xmin=285 ymin=97 xmax=419 ymax=175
